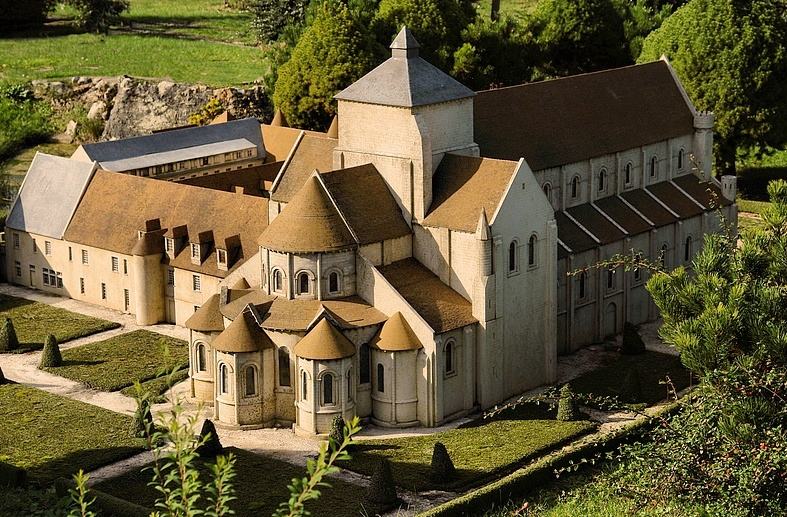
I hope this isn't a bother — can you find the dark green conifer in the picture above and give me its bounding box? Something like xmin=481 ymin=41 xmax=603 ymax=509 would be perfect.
xmin=0 ymin=318 xmax=20 ymax=352
xmin=195 ymin=419 xmax=223 ymax=458
xmin=556 ymin=383 xmax=579 ymax=421
xmin=39 ymin=334 xmax=62 ymax=368
xmin=428 ymin=442 xmax=456 ymax=484
xmin=328 ymin=414 xmax=345 ymax=449
xmin=365 ymin=458 xmax=398 ymax=511
xmin=620 ymin=321 xmax=646 ymax=355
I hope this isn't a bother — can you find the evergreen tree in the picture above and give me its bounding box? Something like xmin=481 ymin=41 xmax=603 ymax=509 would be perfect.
xmin=620 ymin=321 xmax=646 ymax=355
xmin=428 ymin=441 xmax=456 ymax=484
xmin=639 ymin=0 xmax=787 ymax=175
xmin=66 ymin=0 xmax=130 ymax=33
xmin=0 ymin=318 xmax=19 ymax=352
xmin=364 ymin=458 xmax=398 ymax=511
xmin=195 ymin=419 xmax=224 ymax=458
xmin=251 ymin=0 xmax=308 ymax=43
xmin=39 ymin=334 xmax=62 ymax=368
xmin=272 ymin=1 xmax=384 ymax=131
xmin=328 ymin=414 xmax=345 ymax=448
xmin=556 ymin=383 xmax=579 ymax=421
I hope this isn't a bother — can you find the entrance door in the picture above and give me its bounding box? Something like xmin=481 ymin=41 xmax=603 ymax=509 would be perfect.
xmin=28 ymin=265 xmax=35 ymax=288
xmin=603 ymin=302 xmax=617 ymax=339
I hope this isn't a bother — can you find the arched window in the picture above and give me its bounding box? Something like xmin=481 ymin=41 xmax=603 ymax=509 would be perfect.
xmin=528 ymin=235 xmax=537 ymax=266
xmin=678 ymin=148 xmax=685 ymax=170
xmin=579 ymin=272 xmax=587 ymax=299
xmin=625 ymin=162 xmax=632 ymax=185
xmin=328 ymin=271 xmax=340 ymax=293
xmin=196 ymin=343 xmax=207 ymax=372
xmin=219 ymin=364 xmax=229 ymax=395
xmin=660 ymin=243 xmax=668 ymax=268
xmin=322 ymin=373 xmax=334 ymax=405
xmin=278 ymin=348 xmax=291 ymax=387
xmin=571 ymin=176 xmax=579 ymax=199
xmin=346 ymin=369 xmax=353 ymax=402
xmin=359 ymin=344 xmax=370 ymax=384
xmin=598 ymin=168 xmax=606 ymax=192
xmin=377 ymin=363 xmax=385 ymax=393
xmin=301 ymin=371 xmax=308 ymax=401
xmin=685 ymin=236 xmax=692 ymax=262
xmin=508 ymin=241 xmax=518 ymax=273
xmin=650 ymin=156 xmax=657 ymax=177
xmin=297 ymin=272 xmax=310 ymax=295
xmin=543 ymin=182 xmax=552 ymax=202
xmin=445 ymin=341 xmax=455 ymax=375
xmin=245 ymin=366 xmax=257 ymax=397
xmin=272 ymin=269 xmax=283 ymax=293
xmin=607 ymin=268 xmax=614 ymax=290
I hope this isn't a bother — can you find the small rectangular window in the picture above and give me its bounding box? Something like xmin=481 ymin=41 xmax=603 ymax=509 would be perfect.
xmin=165 ymin=238 xmax=174 ymax=253
xmin=12 ymin=233 xmax=19 ymax=249
xmin=82 ymin=249 xmax=89 ymax=265
xmin=14 ymin=261 xmax=21 ymax=277
xmin=217 ymin=249 xmax=227 ymax=265
xmin=191 ymin=243 xmax=200 ymax=259
xmin=124 ymin=289 xmax=130 ymax=311
xmin=167 ymin=268 xmax=175 ymax=286
xmin=68 ymin=247 xmax=72 ymax=261
xmin=44 ymin=241 xmax=51 ymax=256
xmin=42 ymin=268 xmax=49 ymax=286
xmin=111 ymin=256 xmax=119 ymax=272
xmin=101 ymin=283 xmax=107 ymax=300
xmin=80 ymin=278 xmax=85 ymax=294
xmin=49 ymin=270 xmax=56 ymax=286
xmin=123 ymin=259 xmax=128 ymax=275
xmin=56 ymin=272 xmax=62 ymax=289
xmin=32 ymin=239 xmax=37 ymax=253
xmin=193 ymin=275 xmax=201 ymax=292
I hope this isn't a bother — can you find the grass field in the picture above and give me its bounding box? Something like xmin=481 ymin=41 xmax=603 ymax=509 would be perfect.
xmin=0 ymin=293 xmax=119 ymax=351
xmin=345 ymin=403 xmax=595 ymax=492
xmin=95 ymin=447 xmax=371 ymax=517
xmin=0 ymin=383 xmax=142 ymax=484
xmin=43 ymin=329 xmax=188 ymax=391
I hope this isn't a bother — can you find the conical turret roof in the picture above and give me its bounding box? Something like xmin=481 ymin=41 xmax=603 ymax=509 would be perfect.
xmin=335 ymin=27 xmax=474 ymax=108
xmin=185 ymin=294 xmax=225 ymax=332
xmin=213 ymin=307 xmax=274 ymax=353
xmin=369 ymin=312 xmax=423 ymax=352
xmin=258 ymin=175 xmax=356 ymax=253
xmin=293 ymin=318 xmax=356 ymax=360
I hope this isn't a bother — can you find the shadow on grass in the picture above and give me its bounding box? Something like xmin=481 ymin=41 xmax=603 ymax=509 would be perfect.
xmin=25 ymin=445 xmax=144 ymax=487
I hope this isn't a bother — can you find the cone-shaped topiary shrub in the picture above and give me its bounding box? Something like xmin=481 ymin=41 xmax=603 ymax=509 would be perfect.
xmin=130 ymin=397 xmax=153 ymax=439
xmin=556 ymin=383 xmax=579 ymax=421
xmin=39 ymin=334 xmax=62 ymax=368
xmin=0 ymin=318 xmax=19 ymax=352
xmin=429 ymin=442 xmax=456 ymax=484
xmin=620 ymin=321 xmax=646 ymax=355
xmin=365 ymin=458 xmax=398 ymax=511
xmin=328 ymin=414 xmax=345 ymax=448
xmin=195 ymin=419 xmax=223 ymax=458
xmin=619 ymin=367 xmax=643 ymax=404
xmin=0 ymin=366 xmax=5 ymax=384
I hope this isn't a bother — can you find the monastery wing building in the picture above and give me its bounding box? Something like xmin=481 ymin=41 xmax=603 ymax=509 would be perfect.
xmin=4 ymin=28 xmax=736 ymax=433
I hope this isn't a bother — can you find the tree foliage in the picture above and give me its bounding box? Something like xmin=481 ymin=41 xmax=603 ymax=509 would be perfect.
xmin=66 ymin=0 xmax=130 ymax=34
xmin=251 ymin=0 xmax=309 ymax=44
xmin=272 ymin=1 xmax=384 ymax=131
xmin=638 ymin=0 xmax=787 ymax=175
xmin=39 ymin=334 xmax=62 ymax=368
xmin=0 ymin=318 xmax=20 ymax=352
xmin=526 ymin=0 xmax=632 ymax=78
xmin=0 ymin=0 xmax=55 ymax=30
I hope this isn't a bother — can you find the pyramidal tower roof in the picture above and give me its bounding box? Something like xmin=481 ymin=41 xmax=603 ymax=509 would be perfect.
xmin=294 ymin=317 xmax=356 ymax=360
xmin=258 ymin=175 xmax=356 ymax=253
xmin=369 ymin=312 xmax=423 ymax=352
xmin=335 ymin=26 xmax=474 ymax=108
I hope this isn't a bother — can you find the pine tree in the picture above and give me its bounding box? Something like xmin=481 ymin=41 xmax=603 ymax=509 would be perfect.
xmin=428 ymin=441 xmax=456 ymax=484
xmin=556 ymin=383 xmax=579 ymax=421
xmin=195 ymin=419 xmax=223 ymax=459
xmin=39 ymin=334 xmax=62 ymax=368
xmin=365 ymin=458 xmax=398 ymax=511
xmin=0 ymin=318 xmax=20 ymax=352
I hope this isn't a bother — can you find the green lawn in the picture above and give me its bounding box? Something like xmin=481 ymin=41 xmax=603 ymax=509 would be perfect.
xmin=0 ymin=294 xmax=119 ymax=351
xmin=43 ymin=329 xmax=188 ymax=392
xmin=3 ymin=142 xmax=78 ymax=185
xmin=0 ymin=383 xmax=143 ymax=484
xmin=94 ymin=447 xmax=371 ymax=517
xmin=345 ymin=403 xmax=595 ymax=492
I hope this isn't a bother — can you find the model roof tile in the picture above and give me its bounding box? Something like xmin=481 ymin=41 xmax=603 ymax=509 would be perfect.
xmin=620 ymin=189 xmax=678 ymax=227
xmin=258 ymin=296 xmax=387 ymax=332
xmin=647 ymin=182 xmax=705 ymax=218
xmin=335 ymin=27 xmax=474 ymax=108
xmin=593 ymin=196 xmax=652 ymax=235
xmin=185 ymin=294 xmax=225 ymax=332
xmin=554 ymin=212 xmax=597 ymax=255
xmin=178 ymin=162 xmax=281 ymax=197
xmin=424 ymin=154 xmax=519 ymax=232
xmin=474 ymin=60 xmax=695 ymax=170
xmin=566 ymin=204 xmax=626 ymax=245
xmin=321 ymin=164 xmax=411 ymax=244
xmin=258 ymin=175 xmax=356 ymax=253
xmin=369 ymin=312 xmax=423 ymax=352
xmin=673 ymin=174 xmax=733 ymax=209
xmin=377 ymin=258 xmax=476 ymax=333
xmin=270 ymin=135 xmax=337 ymax=203
xmin=213 ymin=307 xmax=274 ymax=353
xmin=293 ymin=317 xmax=356 ymax=360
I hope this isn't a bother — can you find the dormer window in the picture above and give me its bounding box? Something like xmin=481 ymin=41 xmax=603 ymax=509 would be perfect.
xmin=217 ymin=249 xmax=227 ymax=268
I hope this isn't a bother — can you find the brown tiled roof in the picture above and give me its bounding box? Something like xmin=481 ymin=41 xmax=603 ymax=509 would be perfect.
xmin=555 ymin=212 xmax=596 ymax=254
xmin=213 ymin=308 xmax=274 ymax=353
xmin=593 ymin=197 xmax=651 ymax=235
xmin=377 ymin=258 xmax=476 ymax=334
xmin=474 ymin=61 xmax=695 ymax=170
xmin=369 ymin=312 xmax=423 ymax=352
xmin=185 ymin=294 xmax=225 ymax=332
xmin=647 ymin=182 xmax=704 ymax=218
xmin=259 ymin=296 xmax=386 ymax=332
xmin=260 ymin=124 xmax=299 ymax=162
xmin=231 ymin=277 xmax=251 ymax=290
xmin=64 ymin=170 xmax=269 ymax=278
xmin=258 ymin=175 xmax=356 ymax=253
xmin=673 ymin=174 xmax=733 ymax=209
xmin=321 ymin=164 xmax=411 ymax=244
xmin=270 ymin=135 xmax=337 ymax=203
xmin=620 ymin=189 xmax=678 ymax=228
xmin=424 ymin=154 xmax=518 ymax=232
xmin=293 ymin=318 xmax=356 ymax=360
xmin=177 ymin=162 xmax=281 ymax=197
xmin=220 ymin=290 xmax=274 ymax=319
xmin=566 ymin=204 xmax=625 ymax=245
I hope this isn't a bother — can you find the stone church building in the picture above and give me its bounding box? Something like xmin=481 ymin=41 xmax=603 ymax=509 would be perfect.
xmin=4 ymin=28 xmax=736 ymax=433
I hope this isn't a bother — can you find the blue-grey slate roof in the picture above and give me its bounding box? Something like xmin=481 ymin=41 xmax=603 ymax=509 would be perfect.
xmin=79 ymin=117 xmax=265 ymax=171
xmin=6 ymin=153 xmax=96 ymax=239
xmin=335 ymin=27 xmax=474 ymax=108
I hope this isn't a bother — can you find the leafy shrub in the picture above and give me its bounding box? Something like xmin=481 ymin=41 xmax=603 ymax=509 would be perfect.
xmin=130 ymin=397 xmax=153 ymax=439
xmin=0 ymin=318 xmax=20 ymax=352
xmin=556 ymin=383 xmax=579 ymax=421
xmin=329 ymin=415 xmax=345 ymax=448
xmin=0 ymin=96 xmax=52 ymax=163
xmin=189 ymin=98 xmax=226 ymax=127
xmin=39 ymin=334 xmax=62 ymax=368
xmin=428 ymin=442 xmax=456 ymax=484
xmin=620 ymin=321 xmax=646 ymax=355
xmin=251 ymin=0 xmax=308 ymax=43
xmin=66 ymin=0 xmax=130 ymax=33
